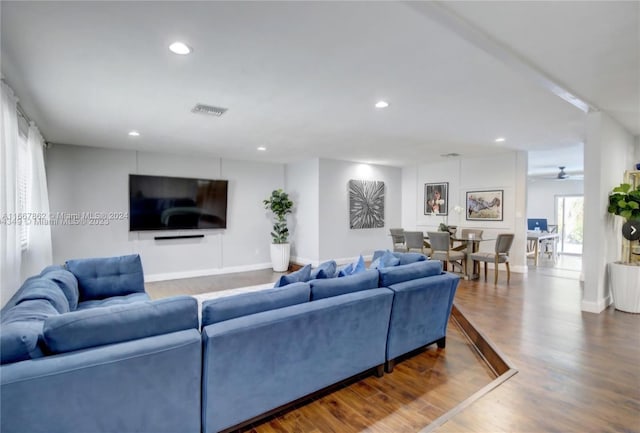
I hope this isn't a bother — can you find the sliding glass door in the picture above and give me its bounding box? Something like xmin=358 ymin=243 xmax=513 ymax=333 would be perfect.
xmin=556 ymin=195 xmax=583 ymax=255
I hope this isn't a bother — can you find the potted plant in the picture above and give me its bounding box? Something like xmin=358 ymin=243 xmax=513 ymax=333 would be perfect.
xmin=607 ymin=181 xmax=640 ymax=313
xmin=263 ymin=189 xmax=294 ymax=272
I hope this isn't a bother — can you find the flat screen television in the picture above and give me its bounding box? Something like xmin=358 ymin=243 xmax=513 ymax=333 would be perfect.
xmin=129 ymin=174 xmax=228 ymax=231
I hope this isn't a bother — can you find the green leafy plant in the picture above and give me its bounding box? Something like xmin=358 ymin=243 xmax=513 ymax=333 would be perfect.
xmin=608 ymin=183 xmax=640 ymax=221
xmin=263 ymin=189 xmax=294 ymax=244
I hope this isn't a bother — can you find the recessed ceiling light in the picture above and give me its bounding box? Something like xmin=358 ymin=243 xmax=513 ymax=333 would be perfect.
xmin=257 ymin=146 xmax=266 ymax=151
xmin=375 ymin=100 xmax=389 ymax=108
xmin=169 ymin=41 xmax=192 ymax=55
xmin=495 ymin=137 xmax=506 ymax=142
xmin=128 ymin=131 xmax=140 ymax=137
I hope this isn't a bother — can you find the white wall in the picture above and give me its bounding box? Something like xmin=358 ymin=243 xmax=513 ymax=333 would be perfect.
xmin=582 ymin=112 xmax=637 ymax=313
xmin=285 ymin=159 xmax=320 ymax=264
xmin=404 ymin=151 xmax=528 ymax=271
xmin=527 ymin=178 xmax=584 ymax=224
xmin=46 ymin=144 xmax=283 ymax=280
xmin=318 ymin=159 xmax=402 ymax=262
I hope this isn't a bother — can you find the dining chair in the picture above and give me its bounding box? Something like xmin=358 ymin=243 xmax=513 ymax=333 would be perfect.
xmin=470 ymin=233 xmax=515 ymax=284
xmin=404 ymin=231 xmax=429 ymax=256
xmin=389 ymin=228 xmax=407 ymax=252
xmin=460 ymin=229 xmax=484 ymax=253
xmin=428 ymin=231 xmax=465 ymax=273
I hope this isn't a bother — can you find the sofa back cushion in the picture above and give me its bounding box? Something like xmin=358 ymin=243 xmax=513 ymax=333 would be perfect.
xmin=0 ymin=299 xmax=59 ymax=364
xmin=14 ymin=278 xmax=70 ymax=314
xmin=310 ymin=269 xmax=379 ymax=300
xmin=66 ymin=254 xmax=145 ymax=301
xmin=40 ymin=268 xmax=79 ymax=311
xmin=201 ymin=282 xmax=310 ymax=327
xmin=43 ymin=296 xmax=198 ymax=354
xmin=378 ymin=260 xmax=443 ymax=287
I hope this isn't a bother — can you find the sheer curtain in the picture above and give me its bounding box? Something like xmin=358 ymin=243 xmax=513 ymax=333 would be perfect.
xmin=21 ymin=123 xmax=52 ymax=279
xmin=1 ymin=81 xmax=22 ymax=305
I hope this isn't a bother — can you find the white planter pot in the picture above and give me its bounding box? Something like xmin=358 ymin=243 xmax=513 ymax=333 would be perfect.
xmin=270 ymin=243 xmax=290 ymax=272
xmin=609 ymin=262 xmax=640 ymax=313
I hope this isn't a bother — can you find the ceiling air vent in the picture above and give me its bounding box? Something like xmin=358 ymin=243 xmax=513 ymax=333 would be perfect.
xmin=440 ymin=153 xmax=461 ymax=158
xmin=191 ymin=103 xmax=228 ymax=117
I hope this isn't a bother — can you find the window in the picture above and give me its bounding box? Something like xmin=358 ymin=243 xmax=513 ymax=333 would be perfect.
xmin=17 ymin=132 xmax=31 ymax=250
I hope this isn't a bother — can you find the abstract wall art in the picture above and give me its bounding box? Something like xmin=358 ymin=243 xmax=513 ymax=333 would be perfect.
xmin=348 ymin=179 xmax=385 ymax=229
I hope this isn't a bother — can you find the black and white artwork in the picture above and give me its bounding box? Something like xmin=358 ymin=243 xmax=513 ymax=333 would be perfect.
xmin=348 ymin=179 xmax=385 ymax=229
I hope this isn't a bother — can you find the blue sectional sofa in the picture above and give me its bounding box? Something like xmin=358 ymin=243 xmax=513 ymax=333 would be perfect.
xmin=1 ymin=251 xmax=459 ymax=433
xmin=0 ymin=254 xmax=201 ymax=433
xmin=200 ymin=257 xmax=460 ymax=433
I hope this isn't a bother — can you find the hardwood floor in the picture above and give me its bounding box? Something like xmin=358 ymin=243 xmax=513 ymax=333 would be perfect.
xmin=146 ymin=266 xmax=640 ymax=433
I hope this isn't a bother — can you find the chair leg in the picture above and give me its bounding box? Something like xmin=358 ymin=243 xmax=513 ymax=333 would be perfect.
xmin=484 ymin=262 xmax=488 ymax=281
xmin=494 ymin=258 xmax=499 ymax=285
xmin=506 ymin=262 xmax=511 ymax=283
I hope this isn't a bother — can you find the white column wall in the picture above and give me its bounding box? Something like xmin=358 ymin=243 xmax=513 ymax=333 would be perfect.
xmin=285 ymin=159 xmax=320 ymax=265
xmin=318 ymin=159 xmax=402 ymax=263
xmin=582 ymin=112 xmax=637 ymax=313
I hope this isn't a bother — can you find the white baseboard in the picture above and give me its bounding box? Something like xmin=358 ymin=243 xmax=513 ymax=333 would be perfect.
xmin=510 ymin=265 xmax=527 ymax=274
xmin=581 ymin=295 xmax=612 ymax=314
xmin=290 ymin=256 xmax=318 ymax=267
xmin=145 ymin=262 xmax=273 ymax=282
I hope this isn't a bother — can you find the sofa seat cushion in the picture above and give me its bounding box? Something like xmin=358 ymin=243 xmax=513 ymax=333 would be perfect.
xmin=274 ymin=264 xmax=312 ymax=288
xmin=66 ymin=254 xmax=145 ymax=301
xmin=0 ymin=299 xmax=59 ymax=364
xmin=202 ymin=282 xmax=310 ymax=327
xmin=43 ymin=296 xmax=198 ymax=354
xmin=310 ymin=269 xmax=379 ymax=301
xmin=76 ymin=292 xmax=150 ymax=310
xmin=378 ymin=260 xmax=443 ymax=287
xmin=14 ymin=278 xmax=70 ymax=314
xmin=40 ymin=268 xmax=79 ymax=311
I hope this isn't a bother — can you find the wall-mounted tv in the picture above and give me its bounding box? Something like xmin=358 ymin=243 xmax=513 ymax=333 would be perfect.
xmin=129 ymin=174 xmax=228 ymax=231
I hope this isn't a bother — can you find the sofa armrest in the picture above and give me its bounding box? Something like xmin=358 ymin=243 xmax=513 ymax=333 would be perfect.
xmin=385 ymin=272 xmax=459 ymax=361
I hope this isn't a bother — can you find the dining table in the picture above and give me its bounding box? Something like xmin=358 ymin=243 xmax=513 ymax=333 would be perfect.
xmin=424 ymin=232 xmax=495 ymax=280
xmin=526 ymin=231 xmax=560 ymax=266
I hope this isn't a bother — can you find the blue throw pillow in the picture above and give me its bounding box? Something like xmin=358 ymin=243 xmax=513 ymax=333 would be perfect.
xmin=274 ymin=264 xmax=312 ymax=288
xmin=370 ymin=250 xmax=401 ymax=270
xmin=310 ymin=260 xmax=337 ymax=280
xmin=338 ymin=256 xmax=365 ymax=277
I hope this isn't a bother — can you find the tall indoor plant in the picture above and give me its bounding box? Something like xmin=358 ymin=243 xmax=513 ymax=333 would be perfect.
xmin=263 ymin=189 xmax=294 ymax=272
xmin=607 ymin=181 xmax=640 ymax=313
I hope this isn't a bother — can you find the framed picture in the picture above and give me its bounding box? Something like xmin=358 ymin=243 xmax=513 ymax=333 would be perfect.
xmin=424 ymin=182 xmax=448 ymax=216
xmin=466 ymin=190 xmax=503 ymax=221
xmin=348 ymin=179 xmax=385 ymax=229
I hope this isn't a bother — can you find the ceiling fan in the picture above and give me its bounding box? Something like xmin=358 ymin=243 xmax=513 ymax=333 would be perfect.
xmin=556 ymin=166 xmax=569 ymax=180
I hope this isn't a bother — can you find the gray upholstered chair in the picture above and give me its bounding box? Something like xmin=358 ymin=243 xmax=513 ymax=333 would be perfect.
xmin=460 ymin=229 xmax=484 ymax=253
xmin=404 ymin=231 xmax=429 ymax=255
xmin=389 ymin=228 xmax=407 ymax=252
xmin=428 ymin=231 xmax=465 ymax=273
xmin=470 ymin=233 xmax=515 ymax=284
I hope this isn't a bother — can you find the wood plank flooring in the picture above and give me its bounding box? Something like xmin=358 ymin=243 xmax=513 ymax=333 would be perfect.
xmin=146 ymin=266 xmax=640 ymax=433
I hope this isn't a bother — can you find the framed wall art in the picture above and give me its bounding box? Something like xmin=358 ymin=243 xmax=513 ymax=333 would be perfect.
xmin=348 ymin=179 xmax=385 ymax=229
xmin=466 ymin=190 xmax=503 ymax=221
xmin=424 ymin=182 xmax=448 ymax=216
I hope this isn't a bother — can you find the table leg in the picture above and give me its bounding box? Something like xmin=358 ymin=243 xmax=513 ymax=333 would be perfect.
xmin=534 ymin=240 xmax=539 ymax=267
xmin=465 ymin=241 xmax=477 ymax=280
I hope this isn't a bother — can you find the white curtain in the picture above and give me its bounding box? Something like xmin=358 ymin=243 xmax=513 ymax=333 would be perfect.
xmin=0 ymin=81 xmax=22 ymax=305
xmin=21 ymin=123 xmax=52 ymax=279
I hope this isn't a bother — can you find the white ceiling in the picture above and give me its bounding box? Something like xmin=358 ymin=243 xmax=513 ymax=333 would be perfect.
xmin=1 ymin=1 xmax=638 ymax=169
